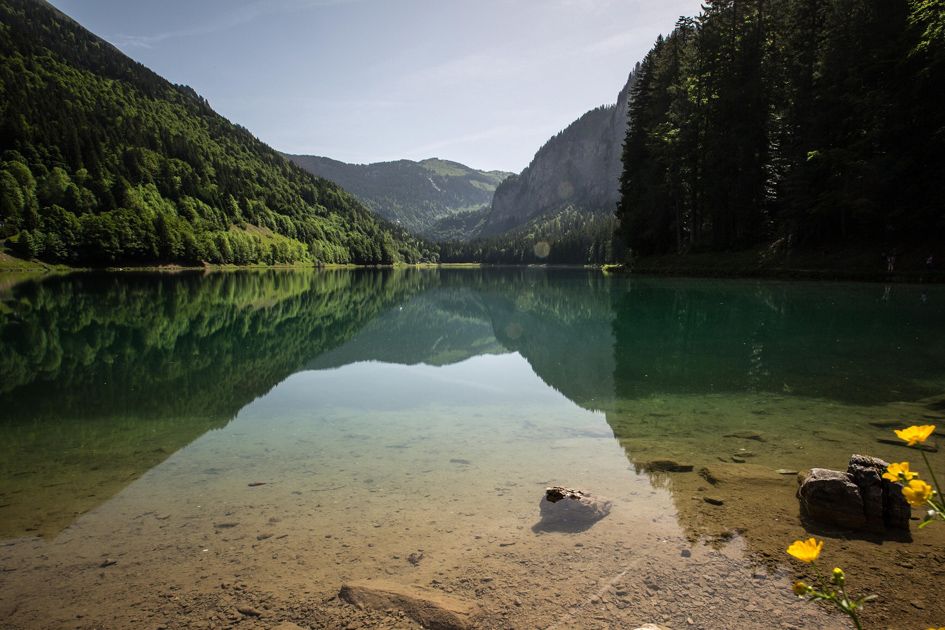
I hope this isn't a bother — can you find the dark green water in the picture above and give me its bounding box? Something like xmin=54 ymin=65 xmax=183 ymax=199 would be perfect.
xmin=1 ymin=269 xmax=944 ymax=539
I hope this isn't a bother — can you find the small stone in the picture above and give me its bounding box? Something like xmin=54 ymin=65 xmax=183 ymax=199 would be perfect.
xmin=236 ymin=605 xmax=262 ymax=617
xmin=775 ymin=469 xmax=798 ymax=475
xmin=680 ymin=549 xmax=691 ymax=558
xmin=723 ymin=431 xmax=765 ymax=442
xmin=699 ymin=468 xmax=719 ymax=485
xmin=99 ymin=558 xmax=117 ymax=567
xmin=703 ymin=496 xmax=724 ymax=506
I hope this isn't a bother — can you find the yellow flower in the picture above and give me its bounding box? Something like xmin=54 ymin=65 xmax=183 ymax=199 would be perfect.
xmin=793 ymin=580 xmax=810 ymax=596
xmin=894 ymin=424 xmax=936 ymax=446
xmin=883 ymin=461 xmax=918 ymax=482
xmin=786 ymin=538 xmax=823 ymax=563
xmin=902 ymin=479 xmax=934 ymax=506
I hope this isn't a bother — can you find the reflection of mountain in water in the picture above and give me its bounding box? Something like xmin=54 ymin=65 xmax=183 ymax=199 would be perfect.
xmin=2 ymin=270 xmax=944 ymax=539
xmin=307 ymin=287 xmax=505 ymax=370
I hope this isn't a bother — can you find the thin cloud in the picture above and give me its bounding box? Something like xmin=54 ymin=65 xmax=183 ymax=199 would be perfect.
xmin=113 ymin=0 xmax=364 ymax=49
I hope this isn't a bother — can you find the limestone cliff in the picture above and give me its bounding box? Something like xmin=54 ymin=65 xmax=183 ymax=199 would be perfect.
xmin=479 ymin=70 xmax=636 ymax=237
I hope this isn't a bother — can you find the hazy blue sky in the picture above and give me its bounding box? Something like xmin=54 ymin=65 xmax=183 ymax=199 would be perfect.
xmin=48 ymin=0 xmax=703 ymax=173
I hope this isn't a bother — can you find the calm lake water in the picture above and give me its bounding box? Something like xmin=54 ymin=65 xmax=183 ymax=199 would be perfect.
xmin=1 ymin=269 xmax=944 ymax=629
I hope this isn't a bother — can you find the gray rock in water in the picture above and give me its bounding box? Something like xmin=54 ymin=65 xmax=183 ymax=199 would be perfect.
xmin=797 ymin=455 xmax=911 ymax=534
xmin=797 ymin=468 xmax=867 ymax=530
xmin=535 ymin=486 xmax=612 ymax=533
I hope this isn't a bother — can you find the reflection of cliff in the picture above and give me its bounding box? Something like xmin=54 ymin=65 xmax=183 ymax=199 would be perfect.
xmin=0 ymin=269 xmax=430 ymax=537
xmin=479 ymin=271 xmax=617 ymax=412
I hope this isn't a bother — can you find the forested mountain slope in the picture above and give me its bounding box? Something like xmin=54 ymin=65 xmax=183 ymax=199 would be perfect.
xmin=0 ymin=0 xmax=434 ymax=266
xmin=286 ymin=154 xmax=511 ymax=241
xmin=618 ymin=0 xmax=945 ymax=259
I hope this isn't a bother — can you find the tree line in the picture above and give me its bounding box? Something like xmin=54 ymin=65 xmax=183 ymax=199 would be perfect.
xmin=440 ymin=206 xmax=623 ymax=265
xmin=617 ymin=0 xmax=945 ymax=258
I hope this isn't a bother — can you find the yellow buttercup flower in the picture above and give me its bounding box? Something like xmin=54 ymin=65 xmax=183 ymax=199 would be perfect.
xmin=902 ymin=479 xmax=934 ymax=506
xmin=883 ymin=461 xmax=918 ymax=482
xmin=792 ymin=580 xmax=809 ymax=596
xmin=786 ymin=538 xmax=823 ymax=563
xmin=894 ymin=424 xmax=936 ymax=446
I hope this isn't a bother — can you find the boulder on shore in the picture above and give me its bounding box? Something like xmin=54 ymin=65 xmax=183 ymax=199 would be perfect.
xmin=796 ymin=454 xmax=911 ymax=534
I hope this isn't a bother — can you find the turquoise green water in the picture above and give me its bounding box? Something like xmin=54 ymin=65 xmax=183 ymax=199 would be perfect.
xmin=1 ymin=269 xmax=944 ymax=628
xmin=1 ymin=269 xmax=944 ymax=538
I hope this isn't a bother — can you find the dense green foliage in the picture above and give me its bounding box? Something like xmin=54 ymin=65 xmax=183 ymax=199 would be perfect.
xmin=440 ymin=206 xmax=624 ymax=264
xmin=0 ymin=0 xmax=434 ymax=266
xmin=286 ymin=154 xmax=511 ymax=241
xmin=618 ymin=0 xmax=945 ymax=257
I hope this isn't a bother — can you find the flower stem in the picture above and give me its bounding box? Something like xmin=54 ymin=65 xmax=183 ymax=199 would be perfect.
xmin=920 ymin=449 xmax=943 ymax=502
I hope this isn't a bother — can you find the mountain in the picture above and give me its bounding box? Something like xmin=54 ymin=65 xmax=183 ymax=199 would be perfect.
xmin=0 ymin=0 xmax=434 ymax=266
xmin=285 ymin=155 xmax=512 ymax=241
xmin=478 ymin=72 xmax=635 ymax=238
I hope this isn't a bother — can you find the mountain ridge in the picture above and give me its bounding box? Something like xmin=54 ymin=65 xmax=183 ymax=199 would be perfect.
xmin=285 ymin=153 xmax=512 ymax=241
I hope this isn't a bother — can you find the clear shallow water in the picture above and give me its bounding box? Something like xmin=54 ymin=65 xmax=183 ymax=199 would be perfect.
xmin=1 ymin=269 xmax=944 ymax=628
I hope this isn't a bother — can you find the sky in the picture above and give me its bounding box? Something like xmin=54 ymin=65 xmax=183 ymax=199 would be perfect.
xmin=48 ymin=0 xmax=703 ymax=173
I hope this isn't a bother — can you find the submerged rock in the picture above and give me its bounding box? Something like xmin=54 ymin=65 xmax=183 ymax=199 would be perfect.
xmin=339 ymin=579 xmax=475 ymax=630
xmin=797 ymin=455 xmax=911 ymax=534
xmin=534 ymin=486 xmax=612 ymax=533
xmin=637 ymin=460 xmax=694 ymax=473
xmin=723 ymin=431 xmax=765 ymax=442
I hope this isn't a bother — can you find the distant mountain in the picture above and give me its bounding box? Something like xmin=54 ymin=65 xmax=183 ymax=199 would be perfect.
xmin=478 ymin=71 xmax=636 ymax=238
xmin=285 ymin=155 xmax=512 ymax=241
xmin=0 ymin=0 xmax=433 ymax=266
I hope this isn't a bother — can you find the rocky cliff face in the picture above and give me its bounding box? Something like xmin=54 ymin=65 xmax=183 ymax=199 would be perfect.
xmin=479 ymin=70 xmax=635 ymax=237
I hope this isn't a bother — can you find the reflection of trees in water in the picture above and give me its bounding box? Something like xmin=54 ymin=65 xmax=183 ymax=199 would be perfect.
xmin=610 ymin=279 xmax=945 ymax=405
xmin=0 ymin=269 xmax=432 ymax=537
xmin=0 ymin=270 xmax=431 ymax=423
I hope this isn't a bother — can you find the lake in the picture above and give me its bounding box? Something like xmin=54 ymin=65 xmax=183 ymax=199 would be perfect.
xmin=1 ymin=269 xmax=944 ymax=629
